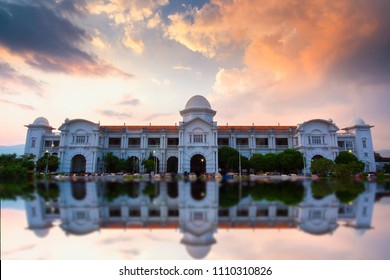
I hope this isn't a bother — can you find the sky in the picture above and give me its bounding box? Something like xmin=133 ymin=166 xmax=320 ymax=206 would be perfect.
xmin=0 ymin=0 xmax=389 ymax=150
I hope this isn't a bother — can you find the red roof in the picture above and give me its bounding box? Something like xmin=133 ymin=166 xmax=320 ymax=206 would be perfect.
xmin=100 ymin=125 xmax=296 ymax=133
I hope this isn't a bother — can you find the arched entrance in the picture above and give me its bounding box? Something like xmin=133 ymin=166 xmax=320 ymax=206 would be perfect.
xmin=167 ymin=156 xmax=178 ymax=173
xmin=71 ymin=181 xmax=86 ymax=200
xmin=71 ymin=154 xmax=86 ymax=173
xmin=190 ymin=154 xmax=206 ymax=175
xmin=191 ymin=180 xmax=206 ymax=200
xmin=312 ymin=155 xmax=324 ymax=160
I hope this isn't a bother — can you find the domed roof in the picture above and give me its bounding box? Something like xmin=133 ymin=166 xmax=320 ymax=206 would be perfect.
xmin=185 ymin=245 xmax=212 ymax=259
xmin=32 ymin=117 xmax=50 ymax=127
xmin=31 ymin=228 xmax=50 ymax=238
xmin=185 ymin=95 xmax=212 ymax=110
xmin=350 ymin=117 xmax=366 ymax=126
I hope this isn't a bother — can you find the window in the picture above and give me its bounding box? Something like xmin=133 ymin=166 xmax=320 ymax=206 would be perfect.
xmin=362 ymin=139 xmax=367 ymax=148
xmin=168 ymin=209 xmax=179 ymax=217
xmin=109 ymin=207 xmax=121 ymax=217
xmin=108 ymin=137 xmax=121 ymax=146
xmin=218 ymin=138 xmax=229 ymax=146
xmin=276 ymin=138 xmax=288 ymax=146
xmin=75 ymin=211 xmax=87 ymax=219
xmin=256 ymin=138 xmax=269 ymax=146
xmin=364 ymin=152 xmax=368 ymax=157
xmin=31 ymin=138 xmax=36 ymax=148
xmin=236 ymin=138 xmax=248 ymax=146
xmin=193 ymin=134 xmax=203 ymax=143
xmin=310 ymin=210 xmax=322 ymax=220
xmin=76 ymin=135 xmax=86 ymax=144
xmin=148 ymin=138 xmax=160 ymax=146
xmin=338 ymin=141 xmax=345 ymax=148
xmin=276 ymin=209 xmax=289 ymax=217
xmin=167 ymin=138 xmax=179 ymax=146
xmin=308 ymin=136 xmax=324 ymax=145
xmin=128 ymin=138 xmax=141 ymax=146
xmin=193 ymin=211 xmax=204 ymax=221
xmin=346 ymin=141 xmax=353 ymax=149
xmin=44 ymin=140 xmax=52 ymax=147
xmin=52 ymin=141 xmax=60 ymax=147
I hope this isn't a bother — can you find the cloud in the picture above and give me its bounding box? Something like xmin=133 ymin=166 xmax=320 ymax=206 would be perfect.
xmin=173 ymin=65 xmax=192 ymax=71
xmin=0 ymin=62 xmax=45 ymax=96
xmin=98 ymin=109 xmax=132 ymax=119
xmin=165 ymin=0 xmax=390 ymax=129
xmin=0 ymin=98 xmax=36 ymax=110
xmin=118 ymin=94 xmax=141 ymax=106
xmin=0 ymin=1 xmax=131 ymax=78
xmin=88 ymin=0 xmax=169 ymax=53
xmin=150 ymin=78 xmax=171 ymax=86
xmin=143 ymin=112 xmax=174 ymax=121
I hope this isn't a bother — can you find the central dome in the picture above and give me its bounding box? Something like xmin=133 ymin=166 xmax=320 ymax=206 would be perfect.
xmin=185 ymin=95 xmax=212 ymax=110
xmin=32 ymin=117 xmax=51 ymax=127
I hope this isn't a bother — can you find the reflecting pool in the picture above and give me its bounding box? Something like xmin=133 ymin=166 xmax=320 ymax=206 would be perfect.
xmin=1 ymin=177 xmax=390 ymax=260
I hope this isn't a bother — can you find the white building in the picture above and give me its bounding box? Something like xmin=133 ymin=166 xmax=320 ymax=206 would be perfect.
xmin=24 ymin=95 xmax=376 ymax=174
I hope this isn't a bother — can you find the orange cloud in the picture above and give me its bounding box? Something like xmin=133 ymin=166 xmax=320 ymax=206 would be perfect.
xmin=166 ymin=0 xmax=379 ymax=92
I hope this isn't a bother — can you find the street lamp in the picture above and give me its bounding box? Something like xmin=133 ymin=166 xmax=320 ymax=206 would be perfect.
xmin=238 ymin=144 xmax=241 ymax=178
xmin=45 ymin=149 xmax=49 ymax=175
xmin=153 ymin=150 xmax=157 ymax=174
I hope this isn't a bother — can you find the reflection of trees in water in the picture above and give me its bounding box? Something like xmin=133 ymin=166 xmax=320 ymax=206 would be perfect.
xmin=251 ymin=181 xmax=304 ymax=206
xmin=142 ymin=182 xmax=159 ymax=201
xmin=0 ymin=181 xmax=35 ymax=200
xmin=219 ymin=181 xmax=251 ymax=208
xmin=37 ymin=182 xmax=60 ymax=200
xmin=334 ymin=180 xmax=365 ymax=203
xmin=311 ymin=180 xmax=335 ymax=199
xmin=311 ymin=179 xmax=365 ymax=203
xmin=104 ymin=181 xmax=141 ymax=201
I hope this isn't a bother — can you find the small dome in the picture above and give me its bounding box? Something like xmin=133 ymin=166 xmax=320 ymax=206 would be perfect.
xmin=32 ymin=117 xmax=50 ymax=127
xmin=185 ymin=95 xmax=212 ymax=110
xmin=185 ymin=245 xmax=212 ymax=259
xmin=31 ymin=228 xmax=50 ymax=238
xmin=350 ymin=117 xmax=366 ymax=126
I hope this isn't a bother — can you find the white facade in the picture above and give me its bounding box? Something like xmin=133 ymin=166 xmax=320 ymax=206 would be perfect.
xmin=24 ymin=95 xmax=376 ymax=174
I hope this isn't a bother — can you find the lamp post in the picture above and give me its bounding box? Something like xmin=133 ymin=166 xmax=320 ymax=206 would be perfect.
xmin=45 ymin=149 xmax=49 ymax=175
xmin=238 ymin=144 xmax=241 ymax=178
xmin=153 ymin=150 xmax=157 ymax=174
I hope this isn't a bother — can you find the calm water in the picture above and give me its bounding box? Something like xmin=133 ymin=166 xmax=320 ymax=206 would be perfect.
xmin=1 ymin=177 xmax=390 ymax=260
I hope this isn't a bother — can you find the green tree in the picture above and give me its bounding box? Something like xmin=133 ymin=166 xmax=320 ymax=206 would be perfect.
xmin=384 ymin=163 xmax=390 ymax=173
xmin=335 ymin=151 xmax=359 ymax=164
xmin=334 ymin=151 xmax=364 ymax=178
xmin=141 ymin=158 xmax=155 ymax=173
xmin=0 ymin=153 xmax=35 ymax=180
xmin=218 ymin=147 xmax=239 ymax=173
xmin=276 ymin=149 xmax=304 ymax=174
xmin=36 ymin=155 xmax=59 ymax=173
xmin=263 ymin=153 xmax=278 ymax=172
xmin=103 ymin=152 xmax=120 ymax=173
xmin=250 ymin=153 xmax=265 ymax=173
xmin=310 ymin=158 xmax=335 ymax=177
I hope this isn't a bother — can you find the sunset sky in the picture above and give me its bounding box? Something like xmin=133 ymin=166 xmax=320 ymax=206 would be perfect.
xmin=1 ymin=0 xmax=389 ymax=150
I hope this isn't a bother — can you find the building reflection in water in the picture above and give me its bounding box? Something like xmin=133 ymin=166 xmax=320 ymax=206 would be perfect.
xmin=24 ymin=179 xmax=377 ymax=259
